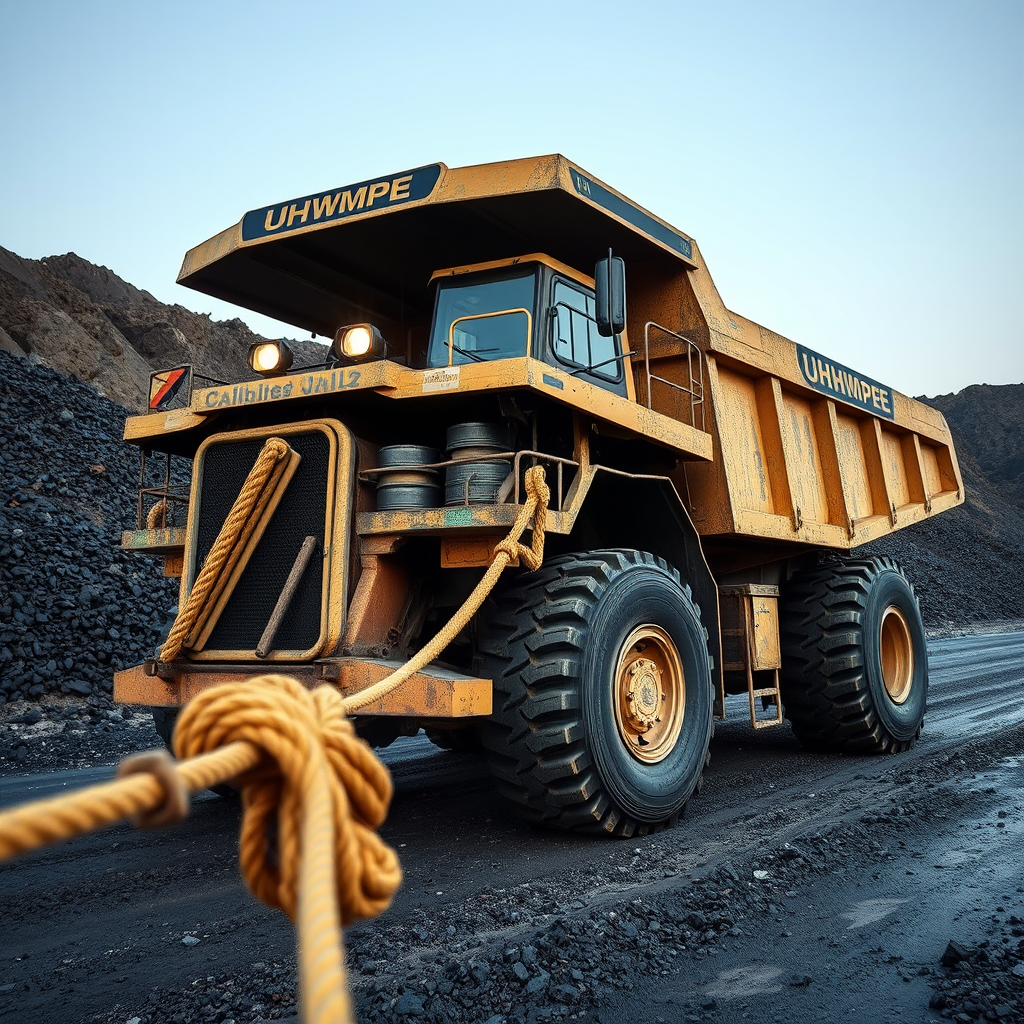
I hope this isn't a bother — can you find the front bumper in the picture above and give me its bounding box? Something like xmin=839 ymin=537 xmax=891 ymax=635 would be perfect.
xmin=113 ymin=658 xmax=492 ymax=718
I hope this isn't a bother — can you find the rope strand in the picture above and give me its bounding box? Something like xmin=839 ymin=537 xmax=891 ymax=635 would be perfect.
xmin=0 ymin=465 xmax=550 ymax=1024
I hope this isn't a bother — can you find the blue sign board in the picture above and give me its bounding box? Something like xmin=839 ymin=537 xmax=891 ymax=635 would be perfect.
xmin=242 ymin=164 xmax=443 ymax=241
xmin=569 ymin=169 xmax=693 ymax=261
xmin=796 ymin=345 xmax=895 ymax=420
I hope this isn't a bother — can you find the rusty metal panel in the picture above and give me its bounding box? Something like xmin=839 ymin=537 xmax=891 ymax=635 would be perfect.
xmin=715 ymin=368 xmax=774 ymax=516
xmin=113 ymin=659 xmax=491 ymax=719
xmin=329 ymin=659 xmax=491 ymax=718
xmin=778 ymin=391 xmax=829 ymax=525
xmin=749 ymin=595 xmax=781 ymax=671
xmin=441 ymin=536 xmax=505 ymax=569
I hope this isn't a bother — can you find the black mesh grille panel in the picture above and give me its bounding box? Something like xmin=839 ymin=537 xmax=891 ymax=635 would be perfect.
xmin=192 ymin=430 xmax=331 ymax=655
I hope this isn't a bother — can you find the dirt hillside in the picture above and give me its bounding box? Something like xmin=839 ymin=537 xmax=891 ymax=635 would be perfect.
xmin=0 ymin=245 xmax=325 ymax=410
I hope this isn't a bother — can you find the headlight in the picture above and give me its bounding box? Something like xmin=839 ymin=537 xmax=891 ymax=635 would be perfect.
xmin=248 ymin=340 xmax=294 ymax=376
xmin=332 ymin=323 xmax=386 ymax=363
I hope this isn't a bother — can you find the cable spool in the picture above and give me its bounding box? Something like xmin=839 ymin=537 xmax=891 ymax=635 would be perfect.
xmin=375 ymin=445 xmax=441 ymax=511
xmin=445 ymin=422 xmax=512 ymax=506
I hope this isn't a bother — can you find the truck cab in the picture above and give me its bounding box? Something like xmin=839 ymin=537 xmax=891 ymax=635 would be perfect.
xmin=423 ymin=256 xmax=629 ymax=399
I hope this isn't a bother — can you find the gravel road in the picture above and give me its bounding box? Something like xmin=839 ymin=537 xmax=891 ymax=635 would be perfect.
xmin=1 ymin=632 xmax=1022 ymax=1024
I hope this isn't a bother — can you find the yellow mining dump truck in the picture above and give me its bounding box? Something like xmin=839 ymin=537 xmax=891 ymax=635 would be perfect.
xmin=114 ymin=155 xmax=963 ymax=836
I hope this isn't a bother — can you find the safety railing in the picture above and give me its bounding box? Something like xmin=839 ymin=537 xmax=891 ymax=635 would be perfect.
xmin=639 ymin=321 xmax=706 ymax=432
xmin=135 ymin=449 xmax=191 ymax=529
xmin=360 ymin=449 xmax=579 ymax=513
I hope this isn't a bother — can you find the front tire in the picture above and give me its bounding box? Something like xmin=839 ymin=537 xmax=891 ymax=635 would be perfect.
xmin=780 ymin=555 xmax=927 ymax=753
xmin=477 ymin=549 xmax=714 ymax=836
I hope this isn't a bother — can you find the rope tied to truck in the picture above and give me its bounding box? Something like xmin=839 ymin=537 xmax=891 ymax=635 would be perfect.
xmin=339 ymin=464 xmax=549 ymax=713
xmin=158 ymin=435 xmax=293 ymax=663
xmin=0 ymin=464 xmax=550 ymax=1024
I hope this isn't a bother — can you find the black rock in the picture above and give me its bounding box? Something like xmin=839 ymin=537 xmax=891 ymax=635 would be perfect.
xmin=942 ymin=940 xmax=973 ymax=967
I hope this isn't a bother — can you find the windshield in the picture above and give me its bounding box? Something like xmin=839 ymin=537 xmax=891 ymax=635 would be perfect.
xmin=426 ymin=268 xmax=536 ymax=367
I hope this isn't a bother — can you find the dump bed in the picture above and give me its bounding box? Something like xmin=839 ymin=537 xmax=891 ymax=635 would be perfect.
xmin=170 ymin=154 xmax=962 ymax=555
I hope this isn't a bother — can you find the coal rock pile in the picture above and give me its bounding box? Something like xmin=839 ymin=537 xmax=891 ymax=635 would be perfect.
xmin=930 ymin=925 xmax=1024 ymax=1022
xmin=0 ymin=350 xmax=177 ymax=762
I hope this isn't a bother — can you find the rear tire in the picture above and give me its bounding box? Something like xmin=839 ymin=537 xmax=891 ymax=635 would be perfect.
xmin=477 ymin=549 xmax=714 ymax=836
xmin=780 ymin=555 xmax=927 ymax=753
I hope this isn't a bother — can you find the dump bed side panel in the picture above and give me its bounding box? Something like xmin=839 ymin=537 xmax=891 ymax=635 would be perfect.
xmin=628 ymin=243 xmax=963 ymax=552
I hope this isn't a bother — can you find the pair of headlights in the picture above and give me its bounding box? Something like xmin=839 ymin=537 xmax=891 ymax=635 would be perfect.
xmin=247 ymin=324 xmax=386 ymax=377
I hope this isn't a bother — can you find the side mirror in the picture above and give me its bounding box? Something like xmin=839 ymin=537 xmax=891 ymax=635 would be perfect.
xmin=594 ymin=252 xmax=626 ymax=337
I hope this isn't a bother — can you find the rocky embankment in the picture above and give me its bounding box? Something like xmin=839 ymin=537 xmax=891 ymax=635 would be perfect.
xmin=0 ymin=245 xmax=323 ymax=410
xmin=0 ymin=351 xmax=178 ymax=766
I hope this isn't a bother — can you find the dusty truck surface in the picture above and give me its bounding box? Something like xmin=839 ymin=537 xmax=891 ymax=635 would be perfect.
xmin=114 ymin=155 xmax=964 ymax=836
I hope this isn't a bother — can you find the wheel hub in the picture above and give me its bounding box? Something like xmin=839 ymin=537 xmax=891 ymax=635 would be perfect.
xmin=614 ymin=625 xmax=686 ymax=764
xmin=880 ymin=606 xmax=914 ymax=704
xmin=625 ymin=659 xmax=663 ymax=732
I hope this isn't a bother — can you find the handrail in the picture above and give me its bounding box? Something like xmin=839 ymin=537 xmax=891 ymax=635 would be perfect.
xmin=642 ymin=321 xmax=706 ymax=432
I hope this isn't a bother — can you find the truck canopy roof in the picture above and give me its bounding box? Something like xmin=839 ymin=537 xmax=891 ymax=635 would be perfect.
xmin=177 ymin=155 xmax=697 ymax=337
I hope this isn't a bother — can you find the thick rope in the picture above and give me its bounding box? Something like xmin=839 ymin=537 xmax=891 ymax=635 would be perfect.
xmin=159 ymin=437 xmax=290 ymax=662
xmin=340 ymin=464 xmax=549 ymax=713
xmin=146 ymin=500 xmax=168 ymax=530
xmin=0 ymin=677 xmax=400 ymax=1024
xmin=0 ymin=465 xmax=550 ymax=1023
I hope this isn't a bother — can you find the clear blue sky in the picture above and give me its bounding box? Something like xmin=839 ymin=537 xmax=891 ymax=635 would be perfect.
xmin=1 ymin=0 xmax=1021 ymax=397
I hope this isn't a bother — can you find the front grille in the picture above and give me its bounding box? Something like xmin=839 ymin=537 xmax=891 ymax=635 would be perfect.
xmin=189 ymin=429 xmax=331 ymax=656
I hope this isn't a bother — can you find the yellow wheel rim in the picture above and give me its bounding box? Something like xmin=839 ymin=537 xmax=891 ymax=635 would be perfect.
xmin=613 ymin=625 xmax=685 ymax=764
xmin=880 ymin=606 xmax=914 ymax=704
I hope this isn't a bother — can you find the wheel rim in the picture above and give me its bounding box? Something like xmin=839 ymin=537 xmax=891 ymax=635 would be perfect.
xmin=613 ymin=625 xmax=686 ymax=764
xmin=880 ymin=606 xmax=914 ymax=704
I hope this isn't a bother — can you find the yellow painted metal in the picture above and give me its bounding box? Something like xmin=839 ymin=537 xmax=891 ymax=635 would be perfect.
xmin=177 ymin=156 xmax=698 ymax=316
xmin=135 ymin=154 xmax=960 ymax=555
xmin=122 ymin=355 xmax=708 ymax=461
xmin=719 ymin=585 xmax=784 ymax=730
xmin=123 ymin=408 xmax=206 ymax=442
xmin=720 ymin=585 xmax=782 ymax=673
xmin=428 ymin=252 xmax=596 ymax=290
xmin=613 ymin=625 xmax=686 ymax=764
xmin=681 ymin=355 xmax=962 ymax=548
xmin=656 ymin=233 xmax=964 ymax=546
xmin=113 ymin=659 xmax=491 ymax=718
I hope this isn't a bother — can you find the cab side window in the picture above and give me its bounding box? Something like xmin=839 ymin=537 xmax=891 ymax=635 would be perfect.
xmin=552 ymin=281 xmax=621 ymax=382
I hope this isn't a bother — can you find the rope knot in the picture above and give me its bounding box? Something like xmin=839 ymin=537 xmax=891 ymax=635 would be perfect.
xmin=173 ymin=675 xmax=402 ymax=925
xmin=493 ymin=464 xmax=550 ymax=571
